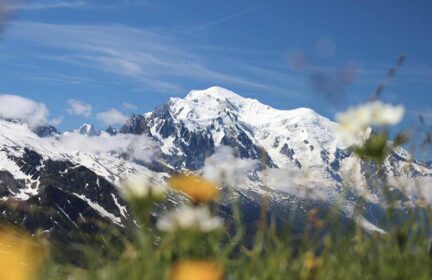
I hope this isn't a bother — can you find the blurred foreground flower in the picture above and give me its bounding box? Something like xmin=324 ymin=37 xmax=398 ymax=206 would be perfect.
xmin=122 ymin=174 xmax=165 ymax=202
xmin=303 ymin=251 xmax=321 ymax=270
xmin=171 ymin=260 xmax=224 ymax=280
xmin=157 ymin=205 xmax=223 ymax=232
xmin=0 ymin=226 xmax=47 ymax=280
xmin=335 ymin=101 xmax=404 ymax=148
xmin=169 ymin=174 xmax=219 ymax=203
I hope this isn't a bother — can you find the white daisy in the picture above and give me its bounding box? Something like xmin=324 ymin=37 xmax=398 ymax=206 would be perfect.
xmin=121 ymin=174 xmax=165 ymax=200
xmin=335 ymin=101 xmax=404 ymax=148
xmin=156 ymin=205 xmax=223 ymax=232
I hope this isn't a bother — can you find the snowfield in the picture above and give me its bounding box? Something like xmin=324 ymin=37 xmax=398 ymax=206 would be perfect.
xmin=0 ymin=86 xmax=431 ymax=233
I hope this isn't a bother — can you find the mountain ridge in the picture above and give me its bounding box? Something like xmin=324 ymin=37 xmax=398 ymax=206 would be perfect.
xmin=0 ymin=86 xmax=431 ymax=258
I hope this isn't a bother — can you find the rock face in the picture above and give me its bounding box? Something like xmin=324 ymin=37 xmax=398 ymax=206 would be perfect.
xmin=33 ymin=125 xmax=60 ymax=137
xmin=106 ymin=126 xmax=118 ymax=136
xmin=77 ymin=123 xmax=101 ymax=137
xmin=0 ymin=147 xmax=133 ymax=263
xmin=0 ymin=86 xmax=431 ymax=259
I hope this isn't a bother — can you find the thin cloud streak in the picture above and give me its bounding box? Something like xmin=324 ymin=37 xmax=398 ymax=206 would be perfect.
xmin=199 ymin=8 xmax=256 ymax=29
xmin=167 ymin=6 xmax=261 ymax=38
xmin=3 ymin=0 xmax=154 ymax=11
xmin=4 ymin=0 xmax=88 ymax=11
xmin=6 ymin=21 xmax=292 ymax=94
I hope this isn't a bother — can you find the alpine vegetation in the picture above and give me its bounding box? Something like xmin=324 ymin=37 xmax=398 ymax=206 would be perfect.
xmin=0 ymin=86 xmax=430 ymax=279
xmin=1 ymin=1 xmax=431 ymax=278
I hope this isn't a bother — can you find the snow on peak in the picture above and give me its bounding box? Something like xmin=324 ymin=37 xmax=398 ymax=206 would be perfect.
xmin=170 ymin=86 xmax=323 ymax=128
xmin=165 ymin=87 xmax=337 ymax=169
xmin=80 ymin=123 xmax=92 ymax=130
xmin=78 ymin=123 xmax=101 ymax=137
xmin=185 ymin=86 xmax=247 ymax=102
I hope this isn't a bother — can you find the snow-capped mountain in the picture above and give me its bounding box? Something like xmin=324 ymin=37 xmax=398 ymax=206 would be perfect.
xmin=71 ymin=122 xmax=101 ymax=137
xmin=121 ymin=86 xmax=430 ymax=177
xmin=0 ymin=86 xmax=431 ymax=258
xmin=119 ymin=86 xmax=431 ymax=231
xmin=0 ymin=118 xmax=167 ymax=260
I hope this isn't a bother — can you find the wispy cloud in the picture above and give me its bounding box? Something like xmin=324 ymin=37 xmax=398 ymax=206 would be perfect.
xmin=3 ymin=0 xmax=157 ymax=14
xmin=4 ymin=0 xmax=88 ymax=11
xmin=179 ymin=7 xmax=258 ymax=34
xmin=96 ymin=109 xmax=129 ymax=125
xmin=0 ymin=61 xmax=119 ymax=86
xmin=6 ymin=21 xmax=290 ymax=94
xmin=67 ymin=99 xmax=92 ymax=117
xmin=122 ymin=102 xmax=138 ymax=111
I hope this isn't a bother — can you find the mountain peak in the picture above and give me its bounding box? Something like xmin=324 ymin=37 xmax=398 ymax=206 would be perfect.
xmin=176 ymin=87 xmax=321 ymax=128
xmin=78 ymin=123 xmax=101 ymax=137
xmin=185 ymin=86 xmax=247 ymax=102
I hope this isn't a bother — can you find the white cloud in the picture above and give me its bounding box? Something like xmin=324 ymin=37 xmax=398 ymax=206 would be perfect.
xmin=122 ymin=102 xmax=138 ymax=111
xmin=0 ymin=94 xmax=49 ymax=128
xmin=57 ymin=132 xmax=156 ymax=162
xmin=49 ymin=116 xmax=63 ymax=126
xmin=261 ymin=168 xmax=336 ymax=201
xmin=67 ymin=99 xmax=92 ymax=117
xmin=96 ymin=109 xmax=129 ymax=126
xmin=202 ymin=146 xmax=259 ymax=187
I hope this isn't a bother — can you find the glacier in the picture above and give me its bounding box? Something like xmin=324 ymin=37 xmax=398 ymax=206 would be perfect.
xmin=0 ymin=86 xmax=431 ymax=254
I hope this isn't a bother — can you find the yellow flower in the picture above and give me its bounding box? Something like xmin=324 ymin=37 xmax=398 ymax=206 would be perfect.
xmin=303 ymin=251 xmax=320 ymax=270
xmin=169 ymin=174 xmax=219 ymax=203
xmin=0 ymin=226 xmax=47 ymax=280
xmin=171 ymin=260 xmax=224 ymax=280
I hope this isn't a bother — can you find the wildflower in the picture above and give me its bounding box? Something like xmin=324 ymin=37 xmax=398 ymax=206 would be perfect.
xmin=171 ymin=260 xmax=224 ymax=280
xmin=335 ymin=101 xmax=404 ymax=148
xmin=0 ymin=226 xmax=47 ymax=280
xmin=121 ymin=174 xmax=165 ymax=201
xmin=369 ymin=101 xmax=405 ymax=126
xmin=169 ymin=174 xmax=219 ymax=203
xmin=303 ymin=251 xmax=320 ymax=270
xmin=156 ymin=205 xmax=223 ymax=232
xmin=335 ymin=107 xmax=372 ymax=148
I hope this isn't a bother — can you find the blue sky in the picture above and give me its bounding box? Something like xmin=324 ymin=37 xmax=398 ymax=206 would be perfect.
xmin=0 ymin=0 xmax=431 ymax=141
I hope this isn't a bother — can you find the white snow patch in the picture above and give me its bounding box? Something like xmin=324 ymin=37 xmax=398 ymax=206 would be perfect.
xmin=72 ymin=193 xmax=123 ymax=226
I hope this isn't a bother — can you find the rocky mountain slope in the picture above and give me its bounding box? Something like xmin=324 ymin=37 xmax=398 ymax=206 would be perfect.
xmin=0 ymin=86 xmax=431 ymax=256
xmin=119 ymin=86 xmax=431 ymax=231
